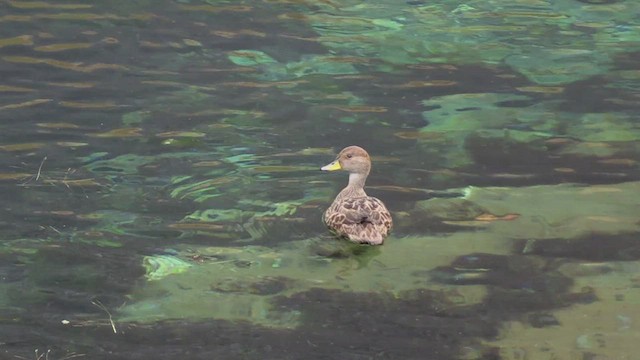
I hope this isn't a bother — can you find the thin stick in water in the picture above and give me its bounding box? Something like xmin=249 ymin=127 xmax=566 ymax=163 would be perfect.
xmin=91 ymin=299 xmax=118 ymax=334
xmin=35 ymin=156 xmax=47 ymax=181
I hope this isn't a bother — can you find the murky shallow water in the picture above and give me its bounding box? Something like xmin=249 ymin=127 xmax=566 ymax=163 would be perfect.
xmin=1 ymin=0 xmax=639 ymax=359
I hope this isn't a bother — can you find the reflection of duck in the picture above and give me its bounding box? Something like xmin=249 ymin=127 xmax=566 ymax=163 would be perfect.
xmin=321 ymin=146 xmax=392 ymax=245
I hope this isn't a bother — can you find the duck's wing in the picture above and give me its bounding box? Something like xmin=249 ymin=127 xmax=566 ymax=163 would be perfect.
xmin=324 ymin=196 xmax=392 ymax=245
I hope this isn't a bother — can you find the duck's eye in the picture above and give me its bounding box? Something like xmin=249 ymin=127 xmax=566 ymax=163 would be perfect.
xmin=346 ymin=154 xmax=353 ymax=159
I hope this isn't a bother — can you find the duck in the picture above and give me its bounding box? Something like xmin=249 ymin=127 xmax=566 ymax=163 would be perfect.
xmin=320 ymin=145 xmax=392 ymax=245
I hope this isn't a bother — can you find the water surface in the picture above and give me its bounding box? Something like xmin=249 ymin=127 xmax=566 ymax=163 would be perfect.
xmin=1 ymin=0 xmax=639 ymax=359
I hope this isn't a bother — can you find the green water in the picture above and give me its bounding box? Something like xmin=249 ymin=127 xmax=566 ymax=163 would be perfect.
xmin=0 ymin=0 xmax=639 ymax=359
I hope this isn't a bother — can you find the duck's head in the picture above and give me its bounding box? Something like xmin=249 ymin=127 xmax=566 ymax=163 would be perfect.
xmin=321 ymin=145 xmax=371 ymax=175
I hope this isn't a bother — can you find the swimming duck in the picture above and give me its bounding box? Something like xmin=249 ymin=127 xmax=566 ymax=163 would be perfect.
xmin=321 ymin=146 xmax=392 ymax=245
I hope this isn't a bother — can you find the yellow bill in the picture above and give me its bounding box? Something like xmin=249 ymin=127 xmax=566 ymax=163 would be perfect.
xmin=321 ymin=160 xmax=341 ymax=171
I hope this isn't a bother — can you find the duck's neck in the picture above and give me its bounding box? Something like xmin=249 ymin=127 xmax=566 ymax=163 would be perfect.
xmin=336 ymin=172 xmax=368 ymax=200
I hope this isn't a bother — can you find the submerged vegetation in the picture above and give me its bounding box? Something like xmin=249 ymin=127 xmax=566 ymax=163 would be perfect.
xmin=0 ymin=0 xmax=639 ymax=358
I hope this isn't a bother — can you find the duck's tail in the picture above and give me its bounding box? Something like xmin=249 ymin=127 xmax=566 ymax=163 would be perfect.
xmin=347 ymin=224 xmax=387 ymax=245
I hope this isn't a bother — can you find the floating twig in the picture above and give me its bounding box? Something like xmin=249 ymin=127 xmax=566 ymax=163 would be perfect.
xmin=35 ymin=156 xmax=47 ymax=181
xmin=91 ymin=299 xmax=118 ymax=334
xmin=34 ymin=349 xmax=51 ymax=360
xmin=48 ymin=226 xmax=62 ymax=235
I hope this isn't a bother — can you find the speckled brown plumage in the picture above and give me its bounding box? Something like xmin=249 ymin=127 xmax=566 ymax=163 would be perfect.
xmin=321 ymin=146 xmax=392 ymax=245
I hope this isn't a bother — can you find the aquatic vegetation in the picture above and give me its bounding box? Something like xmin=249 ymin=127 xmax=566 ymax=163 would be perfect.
xmin=37 ymin=122 xmax=80 ymax=129
xmin=0 ymin=99 xmax=52 ymax=111
xmin=414 ymin=93 xmax=549 ymax=169
xmin=34 ymin=42 xmax=93 ymax=52
xmin=569 ymin=113 xmax=640 ymax=142
xmin=84 ymin=154 xmax=154 ymax=175
xmin=2 ymin=56 xmax=128 ymax=72
xmin=284 ymin=0 xmax=640 ymax=85
xmin=0 ymin=172 xmax=31 ymax=180
xmin=91 ymin=127 xmax=143 ymax=137
xmin=183 ymin=208 xmax=245 ymax=223
xmin=505 ymin=49 xmax=610 ymax=85
xmin=1 ymin=0 xmax=639 ymax=358
xmin=143 ymin=254 xmax=193 ymax=281
xmin=0 ymin=142 xmax=46 ymax=151
xmin=169 ymin=176 xmax=239 ymax=202
xmin=60 ymin=100 xmax=124 ymax=110
xmin=0 ymin=35 xmax=34 ymax=47
xmin=6 ymin=1 xmax=93 ymax=10
xmin=119 ymin=180 xmax=640 ymax=334
xmin=121 ymin=110 xmax=151 ymax=126
xmin=421 ymin=93 xmax=536 ymax=132
xmin=0 ymin=84 xmax=34 ymax=92
xmin=227 ymin=50 xmax=277 ymax=66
